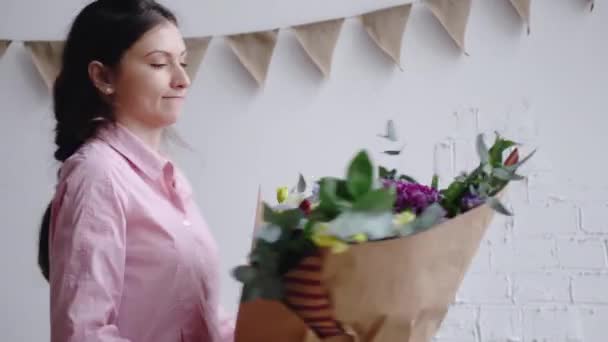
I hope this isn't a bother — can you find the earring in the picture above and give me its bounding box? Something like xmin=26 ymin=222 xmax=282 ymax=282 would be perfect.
xmin=105 ymin=87 xmax=113 ymax=94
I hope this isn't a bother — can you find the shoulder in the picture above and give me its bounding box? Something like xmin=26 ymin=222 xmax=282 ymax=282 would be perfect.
xmin=57 ymin=139 xmax=128 ymax=202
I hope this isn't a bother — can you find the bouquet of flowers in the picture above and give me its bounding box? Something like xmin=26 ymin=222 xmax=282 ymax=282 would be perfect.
xmin=233 ymin=121 xmax=535 ymax=342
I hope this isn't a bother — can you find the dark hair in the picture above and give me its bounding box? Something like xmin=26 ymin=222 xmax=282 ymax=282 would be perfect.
xmin=38 ymin=0 xmax=178 ymax=281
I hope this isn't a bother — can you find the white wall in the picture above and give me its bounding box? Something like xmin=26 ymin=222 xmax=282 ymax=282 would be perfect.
xmin=1 ymin=0 xmax=607 ymax=341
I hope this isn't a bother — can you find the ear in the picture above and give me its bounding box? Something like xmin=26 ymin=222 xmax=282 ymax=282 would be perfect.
xmin=88 ymin=61 xmax=116 ymax=95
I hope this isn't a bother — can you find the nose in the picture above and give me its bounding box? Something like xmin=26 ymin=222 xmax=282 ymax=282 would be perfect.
xmin=171 ymin=63 xmax=191 ymax=90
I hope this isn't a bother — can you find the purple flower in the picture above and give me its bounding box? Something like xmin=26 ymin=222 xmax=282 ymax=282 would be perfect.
xmin=382 ymin=179 xmax=440 ymax=214
xmin=460 ymin=193 xmax=485 ymax=211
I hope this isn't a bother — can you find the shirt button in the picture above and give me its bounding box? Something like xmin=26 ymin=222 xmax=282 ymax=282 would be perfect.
xmin=183 ymin=219 xmax=192 ymax=227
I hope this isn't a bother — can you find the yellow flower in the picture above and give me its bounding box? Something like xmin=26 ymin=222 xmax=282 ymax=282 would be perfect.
xmin=311 ymin=224 xmax=349 ymax=253
xmin=394 ymin=210 xmax=416 ymax=226
xmin=312 ymin=234 xmax=349 ymax=253
xmin=351 ymin=233 xmax=368 ymax=243
xmin=276 ymin=187 xmax=289 ymax=203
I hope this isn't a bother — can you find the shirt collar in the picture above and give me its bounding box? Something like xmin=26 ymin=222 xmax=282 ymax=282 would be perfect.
xmin=97 ymin=122 xmax=171 ymax=181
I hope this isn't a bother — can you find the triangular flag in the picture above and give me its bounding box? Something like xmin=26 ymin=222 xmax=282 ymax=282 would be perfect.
xmin=293 ymin=18 xmax=345 ymax=77
xmin=184 ymin=37 xmax=212 ymax=81
xmin=24 ymin=41 xmax=66 ymax=90
xmin=509 ymin=0 xmax=531 ymax=34
xmin=225 ymin=30 xmax=279 ymax=86
xmin=425 ymin=0 xmax=472 ymax=53
xmin=361 ymin=4 xmax=412 ymax=67
xmin=0 ymin=40 xmax=11 ymax=59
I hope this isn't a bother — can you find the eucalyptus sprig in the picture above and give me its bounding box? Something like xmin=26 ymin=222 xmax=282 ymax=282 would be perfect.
xmin=440 ymin=132 xmax=536 ymax=217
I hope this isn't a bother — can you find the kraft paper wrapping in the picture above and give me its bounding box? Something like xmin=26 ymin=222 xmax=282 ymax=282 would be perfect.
xmin=24 ymin=41 xmax=65 ymax=90
xmin=361 ymin=4 xmax=412 ymax=67
xmin=293 ymin=18 xmax=345 ymax=77
xmin=235 ymin=192 xmax=501 ymax=342
xmin=184 ymin=37 xmax=212 ymax=80
xmin=226 ymin=30 xmax=279 ymax=86
xmin=425 ymin=0 xmax=472 ymax=53
xmin=0 ymin=40 xmax=11 ymax=59
xmin=509 ymin=0 xmax=531 ymax=34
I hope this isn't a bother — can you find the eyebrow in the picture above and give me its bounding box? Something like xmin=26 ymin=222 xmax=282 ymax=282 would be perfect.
xmin=145 ymin=49 xmax=187 ymax=57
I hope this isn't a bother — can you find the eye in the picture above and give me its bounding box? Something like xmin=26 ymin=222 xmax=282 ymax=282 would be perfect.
xmin=180 ymin=63 xmax=188 ymax=68
xmin=150 ymin=64 xmax=167 ymax=69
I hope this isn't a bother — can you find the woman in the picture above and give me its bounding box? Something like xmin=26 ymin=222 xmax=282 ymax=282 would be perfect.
xmin=37 ymin=0 xmax=235 ymax=341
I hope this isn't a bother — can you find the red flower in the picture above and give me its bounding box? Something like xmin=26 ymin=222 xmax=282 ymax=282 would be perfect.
xmin=504 ymin=148 xmax=519 ymax=166
xmin=299 ymin=199 xmax=312 ymax=215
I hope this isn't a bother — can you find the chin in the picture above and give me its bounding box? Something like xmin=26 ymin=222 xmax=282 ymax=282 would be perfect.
xmin=155 ymin=112 xmax=180 ymax=127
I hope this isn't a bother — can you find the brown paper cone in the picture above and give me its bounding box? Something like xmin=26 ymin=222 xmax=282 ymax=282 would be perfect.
xmin=236 ymin=193 xmax=501 ymax=342
xmin=225 ymin=30 xmax=279 ymax=86
xmin=361 ymin=4 xmax=412 ymax=67
xmin=509 ymin=0 xmax=531 ymax=34
xmin=24 ymin=40 xmax=65 ymax=90
xmin=293 ymin=18 xmax=345 ymax=77
xmin=184 ymin=37 xmax=212 ymax=81
xmin=0 ymin=40 xmax=11 ymax=59
xmin=425 ymin=0 xmax=472 ymax=53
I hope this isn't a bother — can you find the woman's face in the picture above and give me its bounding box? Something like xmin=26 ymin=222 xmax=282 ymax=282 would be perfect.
xmin=109 ymin=21 xmax=191 ymax=129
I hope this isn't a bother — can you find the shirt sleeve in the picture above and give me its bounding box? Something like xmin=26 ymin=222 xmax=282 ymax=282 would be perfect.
xmin=217 ymin=305 xmax=235 ymax=342
xmin=49 ymin=164 xmax=131 ymax=342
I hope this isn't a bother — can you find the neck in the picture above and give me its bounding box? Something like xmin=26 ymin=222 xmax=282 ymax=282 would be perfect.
xmin=115 ymin=117 xmax=164 ymax=153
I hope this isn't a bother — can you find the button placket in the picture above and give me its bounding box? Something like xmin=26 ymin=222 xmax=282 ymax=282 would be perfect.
xmin=163 ymin=163 xmax=191 ymax=227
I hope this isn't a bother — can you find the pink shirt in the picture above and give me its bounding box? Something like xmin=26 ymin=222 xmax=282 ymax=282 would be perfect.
xmin=48 ymin=123 xmax=234 ymax=342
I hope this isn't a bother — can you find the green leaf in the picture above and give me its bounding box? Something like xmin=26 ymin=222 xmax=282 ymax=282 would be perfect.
xmin=431 ymin=174 xmax=439 ymax=189
xmin=441 ymin=181 xmax=467 ymax=203
xmin=482 ymin=163 xmax=493 ymax=175
xmin=263 ymin=203 xmax=274 ymax=222
xmin=302 ymin=220 xmax=316 ymax=238
xmin=308 ymin=207 xmax=332 ymax=221
xmin=335 ymin=179 xmax=355 ymax=202
xmin=256 ymin=224 xmax=282 ymax=243
xmin=416 ymin=203 xmax=446 ymax=228
xmin=297 ymin=173 xmax=306 ymax=193
xmin=379 ymin=166 xmax=392 ymax=179
xmin=249 ymin=242 xmax=280 ymax=273
xmin=488 ymin=133 xmax=517 ymax=167
xmin=347 ymin=151 xmax=374 ymax=199
xmin=352 ymin=188 xmax=396 ymax=212
xmin=476 ymin=134 xmax=490 ymax=164
xmin=487 ymin=197 xmax=513 ymax=216
xmin=440 ymin=181 xmax=467 ymax=217
xmin=327 ymin=211 xmax=394 ymax=240
xmin=493 ymin=167 xmax=526 ymax=181
xmin=319 ymin=177 xmax=338 ymax=202
xmin=268 ymin=208 xmax=303 ymax=230
xmin=478 ymin=182 xmax=491 ymax=197
xmin=398 ymin=203 xmax=446 ymax=236
xmin=232 ymin=265 xmax=258 ymax=283
xmin=316 ymin=178 xmax=344 ymax=219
